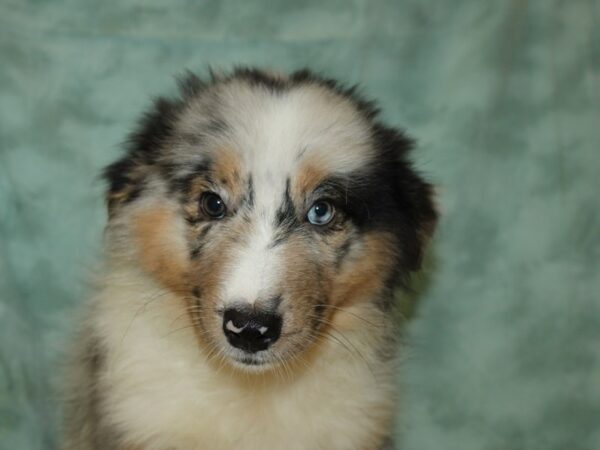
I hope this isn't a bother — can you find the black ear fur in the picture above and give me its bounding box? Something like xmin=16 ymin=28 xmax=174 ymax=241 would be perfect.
xmin=373 ymin=124 xmax=438 ymax=271
xmin=103 ymin=72 xmax=207 ymax=214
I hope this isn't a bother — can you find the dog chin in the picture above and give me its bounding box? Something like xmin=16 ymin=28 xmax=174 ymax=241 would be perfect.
xmin=226 ymin=350 xmax=278 ymax=372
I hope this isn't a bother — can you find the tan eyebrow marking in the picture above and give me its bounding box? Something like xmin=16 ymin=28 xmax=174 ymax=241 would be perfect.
xmin=291 ymin=156 xmax=328 ymax=205
xmin=181 ymin=147 xmax=247 ymax=221
xmin=211 ymin=147 xmax=244 ymax=194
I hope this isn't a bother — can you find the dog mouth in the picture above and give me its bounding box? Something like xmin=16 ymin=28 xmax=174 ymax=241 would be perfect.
xmin=233 ymin=352 xmax=271 ymax=366
xmin=237 ymin=355 xmax=264 ymax=365
xmin=220 ymin=329 xmax=308 ymax=371
xmin=225 ymin=348 xmax=278 ymax=371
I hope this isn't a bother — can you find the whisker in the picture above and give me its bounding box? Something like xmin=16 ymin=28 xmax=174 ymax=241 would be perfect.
xmin=118 ymin=287 xmax=173 ymax=349
xmin=312 ymin=304 xmax=380 ymax=328
xmin=162 ymin=324 xmax=199 ymax=338
xmin=306 ymin=319 xmax=379 ymax=384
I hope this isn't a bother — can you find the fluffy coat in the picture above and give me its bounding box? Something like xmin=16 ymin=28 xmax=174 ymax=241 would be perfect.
xmin=63 ymin=68 xmax=437 ymax=450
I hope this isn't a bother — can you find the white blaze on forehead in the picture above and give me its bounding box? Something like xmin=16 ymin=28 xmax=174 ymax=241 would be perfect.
xmin=217 ymin=82 xmax=376 ymax=174
xmin=221 ymin=215 xmax=282 ymax=306
xmin=235 ymin=84 xmax=375 ymax=212
xmin=174 ymin=79 xmax=375 ymax=186
xmin=212 ymin=81 xmax=375 ymax=306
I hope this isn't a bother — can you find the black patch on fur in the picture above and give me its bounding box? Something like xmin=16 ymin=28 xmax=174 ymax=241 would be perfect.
xmin=169 ymin=160 xmax=212 ymax=195
xmin=270 ymin=178 xmax=303 ymax=247
xmin=102 ymin=157 xmax=137 ymax=195
xmin=244 ymin=176 xmax=254 ymax=209
xmin=370 ymin=124 xmax=438 ymax=271
xmin=190 ymin=224 xmax=213 ymax=259
xmin=308 ymin=125 xmax=436 ymax=273
xmin=275 ymin=179 xmax=294 ymax=223
xmin=313 ymin=175 xmax=374 ymax=226
xmin=274 ymin=178 xmax=298 ymax=230
xmin=127 ymin=97 xmax=184 ymax=161
xmin=125 ymin=182 xmax=145 ymax=204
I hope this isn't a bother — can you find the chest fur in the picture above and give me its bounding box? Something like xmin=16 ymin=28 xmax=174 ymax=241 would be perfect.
xmin=91 ymin=282 xmax=396 ymax=450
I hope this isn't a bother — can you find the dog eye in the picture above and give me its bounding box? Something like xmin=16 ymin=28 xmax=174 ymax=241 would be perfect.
xmin=201 ymin=192 xmax=227 ymax=219
xmin=307 ymin=201 xmax=335 ymax=226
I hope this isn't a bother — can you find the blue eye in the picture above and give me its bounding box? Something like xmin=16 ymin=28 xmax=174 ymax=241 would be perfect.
xmin=307 ymin=201 xmax=335 ymax=226
xmin=201 ymin=192 xmax=226 ymax=219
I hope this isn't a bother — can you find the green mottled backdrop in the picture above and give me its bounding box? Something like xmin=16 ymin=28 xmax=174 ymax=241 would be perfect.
xmin=1 ymin=1 xmax=599 ymax=449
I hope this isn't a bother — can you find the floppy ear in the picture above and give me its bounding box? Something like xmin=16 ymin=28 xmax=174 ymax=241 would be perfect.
xmin=374 ymin=124 xmax=438 ymax=271
xmin=102 ymin=96 xmax=181 ymax=215
xmin=102 ymin=155 xmax=147 ymax=216
xmin=396 ymin=165 xmax=438 ymax=271
xmin=102 ymin=72 xmax=209 ymax=216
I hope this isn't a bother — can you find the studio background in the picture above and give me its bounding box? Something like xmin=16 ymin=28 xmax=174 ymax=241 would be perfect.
xmin=1 ymin=1 xmax=599 ymax=449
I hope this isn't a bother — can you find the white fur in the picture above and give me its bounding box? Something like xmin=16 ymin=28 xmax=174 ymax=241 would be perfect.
xmin=220 ymin=216 xmax=283 ymax=307
xmin=88 ymin=268 xmax=396 ymax=450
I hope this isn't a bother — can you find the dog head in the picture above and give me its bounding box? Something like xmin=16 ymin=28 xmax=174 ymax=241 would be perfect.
xmin=103 ymin=68 xmax=437 ymax=370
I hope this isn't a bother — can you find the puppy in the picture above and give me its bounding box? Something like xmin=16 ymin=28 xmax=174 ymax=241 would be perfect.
xmin=63 ymin=68 xmax=437 ymax=450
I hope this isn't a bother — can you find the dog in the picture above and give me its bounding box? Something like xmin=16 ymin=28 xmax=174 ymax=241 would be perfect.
xmin=62 ymin=68 xmax=437 ymax=450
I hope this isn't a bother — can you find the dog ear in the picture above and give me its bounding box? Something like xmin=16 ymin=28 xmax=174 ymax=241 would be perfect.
xmin=103 ymin=94 xmax=182 ymax=215
xmin=103 ymin=72 xmax=207 ymax=216
xmin=102 ymin=155 xmax=148 ymax=216
xmin=374 ymin=125 xmax=438 ymax=271
xmin=101 ymin=96 xmax=178 ymax=216
xmin=396 ymin=166 xmax=438 ymax=271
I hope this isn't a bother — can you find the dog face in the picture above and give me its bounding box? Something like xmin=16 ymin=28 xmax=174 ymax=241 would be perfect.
xmin=103 ymin=69 xmax=437 ymax=371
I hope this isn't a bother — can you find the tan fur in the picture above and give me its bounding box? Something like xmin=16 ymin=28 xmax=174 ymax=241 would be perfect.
xmin=211 ymin=147 xmax=244 ymax=191
xmin=131 ymin=205 xmax=190 ymax=292
xmin=181 ymin=177 xmax=213 ymax=218
xmin=331 ymin=232 xmax=398 ymax=309
xmin=292 ymin=158 xmax=328 ymax=201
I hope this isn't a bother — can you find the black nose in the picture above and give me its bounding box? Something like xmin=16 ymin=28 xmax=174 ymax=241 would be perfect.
xmin=222 ymin=308 xmax=282 ymax=353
